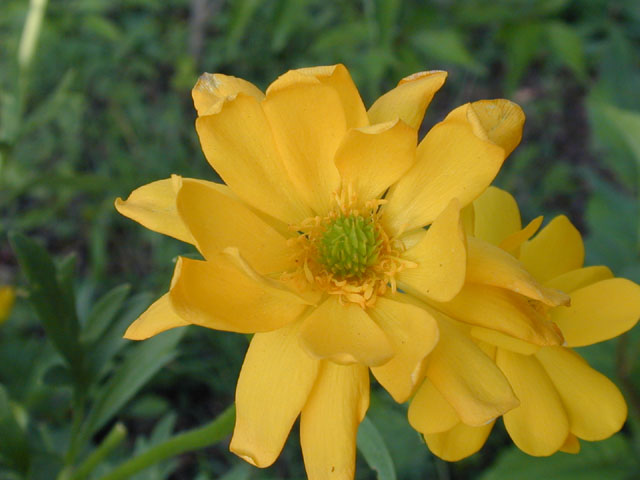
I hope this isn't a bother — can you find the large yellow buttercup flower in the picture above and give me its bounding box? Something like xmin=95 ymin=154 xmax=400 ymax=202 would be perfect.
xmin=116 ymin=65 xmax=524 ymax=478
xmin=408 ymin=187 xmax=640 ymax=461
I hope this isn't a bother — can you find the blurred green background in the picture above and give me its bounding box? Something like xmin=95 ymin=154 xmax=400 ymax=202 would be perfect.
xmin=1 ymin=0 xmax=639 ymax=479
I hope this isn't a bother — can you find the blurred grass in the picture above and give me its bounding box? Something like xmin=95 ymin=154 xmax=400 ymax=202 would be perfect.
xmin=1 ymin=0 xmax=639 ymax=479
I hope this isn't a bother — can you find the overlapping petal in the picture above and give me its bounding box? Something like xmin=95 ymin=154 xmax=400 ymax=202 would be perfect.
xmin=192 ymin=72 xmax=264 ymax=116
xmin=124 ymin=294 xmax=190 ymax=340
xmin=300 ymin=362 xmax=369 ymax=480
xmin=470 ymin=186 xmax=521 ymax=245
xmin=334 ymin=119 xmax=416 ymax=202
xmin=299 ymin=296 xmax=394 ymax=367
xmin=369 ymin=297 xmax=438 ymax=402
xmin=169 ymin=255 xmax=310 ymax=333
xmin=424 ymin=421 xmax=494 ymax=462
xmin=231 ymin=321 xmax=320 ymax=467
xmin=408 ymin=378 xmax=459 ymax=434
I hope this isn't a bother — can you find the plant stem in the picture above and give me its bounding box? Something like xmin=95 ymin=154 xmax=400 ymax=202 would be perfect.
xmin=71 ymin=423 xmax=127 ymax=480
xmin=96 ymin=405 xmax=235 ymax=480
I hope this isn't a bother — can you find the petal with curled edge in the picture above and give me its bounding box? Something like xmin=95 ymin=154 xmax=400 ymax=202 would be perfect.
xmin=176 ymin=178 xmax=292 ymax=274
xmin=263 ymin=75 xmax=345 ymax=216
xmin=425 ymin=421 xmax=495 ymax=462
xmin=519 ymin=215 xmax=585 ymax=283
xmin=499 ymin=216 xmax=544 ymax=255
xmin=536 ymin=346 xmax=627 ymax=441
xmin=300 ymin=362 xmax=369 ymax=480
xmin=192 ymin=72 xmax=264 ymax=116
xmin=370 ymin=296 xmax=439 ymax=402
xmin=425 ymin=316 xmax=518 ymax=426
xmin=367 ymin=71 xmax=447 ymax=129
xmin=445 ymin=99 xmax=525 ymax=157
xmin=383 ymin=117 xmax=505 ymax=235
xmin=231 ymin=321 xmax=320 ymax=468
xmin=431 ymin=283 xmax=564 ymax=347
xmin=124 ymin=293 xmax=190 ymax=340
xmin=334 ymin=119 xmax=416 ymax=202
xmin=408 ymin=378 xmax=460 ymax=434
xmin=397 ymin=199 xmax=466 ymax=302
xmin=466 ymin=236 xmax=570 ymax=307
xmin=551 ymin=278 xmax=640 ymax=347
xmin=497 ymin=349 xmax=569 ymax=456
xmin=115 ymin=175 xmax=211 ymax=244
xmin=196 ymin=94 xmax=312 ymax=225
xmin=299 ymin=296 xmax=394 ymax=367
xmin=291 ymin=64 xmax=368 ymax=128
xmin=169 ymin=253 xmax=310 ymax=334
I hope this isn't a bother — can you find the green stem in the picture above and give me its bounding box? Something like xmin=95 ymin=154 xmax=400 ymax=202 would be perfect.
xmin=70 ymin=423 xmax=127 ymax=480
xmin=96 ymin=405 xmax=235 ymax=480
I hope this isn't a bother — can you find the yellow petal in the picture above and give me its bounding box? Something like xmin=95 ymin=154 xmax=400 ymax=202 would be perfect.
xmin=432 ymin=283 xmax=564 ymax=346
xmin=466 ymin=236 xmax=570 ymax=307
xmin=470 ymin=327 xmax=540 ymax=355
xmin=425 ymin=421 xmax=494 ymax=462
xmin=300 ymin=362 xmax=369 ymax=480
xmin=497 ymin=349 xmax=569 ymax=456
xmin=559 ymin=433 xmax=580 ymax=454
xmin=544 ymin=266 xmax=613 ymax=293
xmin=397 ymin=200 xmax=466 ymax=302
xmin=426 ymin=317 xmax=518 ymax=426
xmin=192 ymin=72 xmax=264 ymax=116
xmin=499 ymin=216 xmax=544 ymax=255
xmin=471 ymin=186 xmax=521 ymax=245
xmin=115 ymin=176 xmax=196 ymax=244
xmin=196 ymin=94 xmax=312 ymax=225
xmin=367 ymin=71 xmax=447 ymax=129
xmin=169 ymin=255 xmax=308 ymax=333
xmin=551 ymin=278 xmax=640 ymax=347
xmin=299 ymin=296 xmax=394 ymax=367
xmin=231 ymin=321 xmax=320 ymax=468
xmin=408 ymin=378 xmax=459 ymax=434
xmin=334 ymin=119 xmax=416 ymax=202
xmin=445 ymin=99 xmax=525 ymax=157
xmin=291 ymin=64 xmax=368 ymax=128
xmin=384 ymin=118 xmax=505 ymax=234
xmin=176 ymin=178 xmax=292 ymax=274
xmin=369 ymin=297 xmax=439 ymax=402
xmin=519 ymin=215 xmax=585 ymax=283
xmin=124 ymin=293 xmax=190 ymax=340
xmin=536 ymin=346 xmax=627 ymax=441
xmin=262 ymin=80 xmax=345 ymax=216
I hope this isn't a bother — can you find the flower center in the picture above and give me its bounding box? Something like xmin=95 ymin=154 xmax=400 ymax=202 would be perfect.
xmin=317 ymin=214 xmax=382 ymax=278
xmin=283 ymin=189 xmax=416 ymax=308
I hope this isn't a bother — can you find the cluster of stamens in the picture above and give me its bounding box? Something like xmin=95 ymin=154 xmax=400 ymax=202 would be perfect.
xmin=283 ymin=187 xmax=416 ymax=308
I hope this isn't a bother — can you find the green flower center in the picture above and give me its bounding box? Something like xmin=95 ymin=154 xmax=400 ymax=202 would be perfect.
xmin=317 ymin=214 xmax=382 ymax=278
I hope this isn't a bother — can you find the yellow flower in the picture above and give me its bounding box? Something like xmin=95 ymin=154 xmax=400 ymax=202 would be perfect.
xmin=115 ymin=65 xmax=524 ymax=477
xmin=0 ymin=286 xmax=16 ymax=324
xmin=408 ymin=187 xmax=640 ymax=461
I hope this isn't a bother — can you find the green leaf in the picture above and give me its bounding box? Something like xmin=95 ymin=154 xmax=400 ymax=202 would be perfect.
xmin=77 ymin=328 xmax=185 ymax=446
xmin=81 ymin=284 xmax=131 ymax=343
xmin=9 ymin=232 xmax=84 ymax=382
xmin=546 ymin=21 xmax=587 ymax=81
xmin=481 ymin=435 xmax=635 ymax=480
xmin=218 ymin=463 xmax=252 ymax=480
xmin=503 ymin=22 xmax=544 ymax=92
xmin=357 ymin=416 xmax=397 ymax=480
xmin=0 ymin=385 xmax=30 ymax=473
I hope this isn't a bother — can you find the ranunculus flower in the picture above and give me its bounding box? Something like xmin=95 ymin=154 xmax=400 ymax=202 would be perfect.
xmin=116 ymin=65 xmax=526 ymax=478
xmin=408 ymin=186 xmax=640 ymax=461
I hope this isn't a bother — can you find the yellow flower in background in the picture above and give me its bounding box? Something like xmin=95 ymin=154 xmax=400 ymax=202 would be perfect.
xmin=408 ymin=186 xmax=640 ymax=461
xmin=0 ymin=286 xmax=16 ymax=324
xmin=115 ymin=64 xmax=525 ymax=478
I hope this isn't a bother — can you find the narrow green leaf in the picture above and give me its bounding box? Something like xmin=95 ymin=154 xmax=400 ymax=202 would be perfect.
xmin=0 ymin=385 xmax=30 ymax=473
xmin=546 ymin=21 xmax=587 ymax=81
xmin=81 ymin=284 xmax=131 ymax=343
xmin=9 ymin=232 xmax=84 ymax=381
xmin=411 ymin=30 xmax=485 ymax=75
xmin=78 ymin=328 xmax=185 ymax=445
xmin=357 ymin=416 xmax=397 ymax=480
